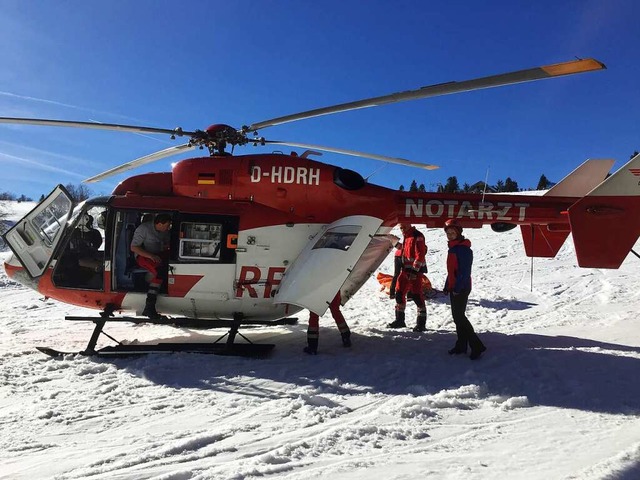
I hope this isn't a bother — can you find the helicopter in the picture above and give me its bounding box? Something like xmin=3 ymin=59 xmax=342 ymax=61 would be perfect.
xmin=3 ymin=57 xmax=636 ymax=357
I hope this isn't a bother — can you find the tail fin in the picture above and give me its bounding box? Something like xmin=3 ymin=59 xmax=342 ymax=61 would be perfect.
xmin=520 ymin=225 xmax=570 ymax=258
xmin=520 ymin=159 xmax=614 ymax=258
xmin=568 ymin=153 xmax=640 ymax=268
xmin=544 ymin=159 xmax=615 ymax=197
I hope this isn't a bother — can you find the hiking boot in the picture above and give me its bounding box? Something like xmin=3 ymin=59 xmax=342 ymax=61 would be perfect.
xmin=304 ymin=337 xmax=318 ymax=355
xmin=448 ymin=346 xmax=467 ymax=355
xmin=470 ymin=345 xmax=487 ymax=360
xmin=142 ymin=293 xmax=160 ymax=319
xmin=412 ymin=315 xmax=426 ymax=332
xmin=341 ymin=331 xmax=352 ymax=348
xmin=141 ymin=306 xmax=167 ymax=321
xmin=387 ymin=319 xmax=406 ymax=328
xmin=388 ymin=311 xmax=405 ymax=328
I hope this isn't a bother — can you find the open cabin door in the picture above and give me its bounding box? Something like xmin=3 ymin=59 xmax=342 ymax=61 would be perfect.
xmin=274 ymin=215 xmax=383 ymax=315
xmin=3 ymin=185 xmax=74 ymax=278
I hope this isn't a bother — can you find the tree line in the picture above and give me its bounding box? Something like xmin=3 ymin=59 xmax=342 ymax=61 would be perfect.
xmin=400 ymin=151 xmax=640 ymax=193
xmin=0 ymin=183 xmax=93 ymax=204
xmin=399 ymin=174 xmax=551 ymax=193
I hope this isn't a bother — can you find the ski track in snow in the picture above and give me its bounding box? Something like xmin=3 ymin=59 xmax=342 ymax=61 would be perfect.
xmin=1 ymin=205 xmax=640 ymax=479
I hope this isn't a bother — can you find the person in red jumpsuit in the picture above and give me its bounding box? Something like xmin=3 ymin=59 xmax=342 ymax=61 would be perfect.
xmin=304 ymin=291 xmax=351 ymax=355
xmin=389 ymin=241 xmax=403 ymax=298
xmin=387 ymin=223 xmax=428 ymax=332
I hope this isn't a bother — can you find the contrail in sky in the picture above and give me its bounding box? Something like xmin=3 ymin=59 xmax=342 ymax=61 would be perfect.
xmin=0 ymin=152 xmax=85 ymax=179
xmin=0 ymin=91 xmax=145 ymax=122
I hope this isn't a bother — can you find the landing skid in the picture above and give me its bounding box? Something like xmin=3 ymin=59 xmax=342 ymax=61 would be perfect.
xmin=37 ymin=312 xmax=298 ymax=358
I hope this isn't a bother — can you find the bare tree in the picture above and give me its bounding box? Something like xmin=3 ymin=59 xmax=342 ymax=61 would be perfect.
xmin=0 ymin=203 xmax=9 ymax=249
xmin=64 ymin=183 xmax=93 ymax=202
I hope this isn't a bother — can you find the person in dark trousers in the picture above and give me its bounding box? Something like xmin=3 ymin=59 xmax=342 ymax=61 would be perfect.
xmin=130 ymin=213 xmax=172 ymax=319
xmin=304 ymin=291 xmax=351 ymax=355
xmin=387 ymin=223 xmax=428 ymax=332
xmin=71 ymin=214 xmax=103 ymax=269
xmin=443 ymin=219 xmax=486 ymax=360
xmin=389 ymin=242 xmax=403 ymax=298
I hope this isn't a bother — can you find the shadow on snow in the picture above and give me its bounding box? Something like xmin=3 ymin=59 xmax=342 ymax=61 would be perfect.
xmin=93 ymin=324 xmax=640 ymax=416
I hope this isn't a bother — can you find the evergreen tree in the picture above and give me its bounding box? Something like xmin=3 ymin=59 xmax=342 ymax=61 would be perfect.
xmin=443 ymin=176 xmax=460 ymax=193
xmin=39 ymin=194 xmax=45 ymax=202
xmin=536 ymin=174 xmax=550 ymax=190
xmin=494 ymin=179 xmax=505 ymax=192
xmin=503 ymin=177 xmax=519 ymax=192
xmin=409 ymin=180 xmax=418 ymax=192
xmin=631 ymin=151 xmax=639 ymax=159
xmin=462 ymin=182 xmax=470 ymax=193
xmin=418 ymin=183 xmax=426 ymax=192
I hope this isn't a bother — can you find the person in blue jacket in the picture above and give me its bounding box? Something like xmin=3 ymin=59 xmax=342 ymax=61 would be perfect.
xmin=443 ymin=219 xmax=486 ymax=360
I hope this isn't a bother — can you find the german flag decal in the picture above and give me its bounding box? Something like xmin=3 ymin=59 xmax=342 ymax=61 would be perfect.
xmin=198 ymin=173 xmax=216 ymax=185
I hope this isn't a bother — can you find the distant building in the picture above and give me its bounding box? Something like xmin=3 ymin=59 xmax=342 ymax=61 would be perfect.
xmin=467 ymin=181 xmax=497 ymax=194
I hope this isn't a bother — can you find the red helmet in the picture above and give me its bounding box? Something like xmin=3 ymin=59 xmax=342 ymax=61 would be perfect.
xmin=444 ymin=219 xmax=463 ymax=234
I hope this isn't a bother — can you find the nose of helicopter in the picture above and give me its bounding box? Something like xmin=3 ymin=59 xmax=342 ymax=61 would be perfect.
xmin=3 ymin=253 xmax=22 ymax=280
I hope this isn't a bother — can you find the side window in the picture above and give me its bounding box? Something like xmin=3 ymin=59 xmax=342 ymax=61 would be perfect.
xmin=179 ymin=222 xmax=222 ymax=261
xmin=312 ymin=225 xmax=362 ymax=251
xmin=172 ymin=214 xmax=238 ymax=264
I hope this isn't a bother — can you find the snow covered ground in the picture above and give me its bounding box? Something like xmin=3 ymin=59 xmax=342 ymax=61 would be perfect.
xmin=1 ymin=201 xmax=639 ymax=480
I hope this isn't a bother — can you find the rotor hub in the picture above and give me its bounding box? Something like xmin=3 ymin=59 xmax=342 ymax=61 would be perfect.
xmin=187 ymin=124 xmax=249 ymax=155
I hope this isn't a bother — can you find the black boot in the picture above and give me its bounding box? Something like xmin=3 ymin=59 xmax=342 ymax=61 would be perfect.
xmin=341 ymin=330 xmax=352 ymax=347
xmin=448 ymin=339 xmax=467 ymax=355
xmin=142 ymin=294 xmax=165 ymax=320
xmin=387 ymin=310 xmax=406 ymax=328
xmin=304 ymin=337 xmax=318 ymax=355
xmin=469 ymin=337 xmax=486 ymax=360
xmin=412 ymin=314 xmax=427 ymax=332
xmin=470 ymin=346 xmax=486 ymax=360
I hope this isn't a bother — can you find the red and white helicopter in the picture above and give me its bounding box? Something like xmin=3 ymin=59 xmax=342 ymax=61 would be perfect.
xmin=3 ymin=57 xmax=635 ymax=356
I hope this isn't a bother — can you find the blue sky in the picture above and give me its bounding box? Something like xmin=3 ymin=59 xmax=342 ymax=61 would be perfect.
xmin=1 ymin=0 xmax=639 ymax=200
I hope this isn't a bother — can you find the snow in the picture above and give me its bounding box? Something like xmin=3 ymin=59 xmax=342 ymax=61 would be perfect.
xmin=0 ymin=200 xmax=36 ymax=222
xmin=1 ymin=201 xmax=640 ymax=480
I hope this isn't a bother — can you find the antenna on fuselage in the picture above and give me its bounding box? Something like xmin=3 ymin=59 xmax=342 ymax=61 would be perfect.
xmin=481 ymin=167 xmax=490 ymax=204
xmin=365 ymin=164 xmax=387 ymax=182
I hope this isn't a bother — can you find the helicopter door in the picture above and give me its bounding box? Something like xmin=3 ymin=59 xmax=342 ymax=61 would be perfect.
xmin=3 ymin=185 xmax=74 ymax=278
xmin=274 ymin=215 xmax=383 ymax=315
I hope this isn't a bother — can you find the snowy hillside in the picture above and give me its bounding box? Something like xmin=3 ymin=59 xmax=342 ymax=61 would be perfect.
xmin=1 ymin=200 xmax=639 ymax=480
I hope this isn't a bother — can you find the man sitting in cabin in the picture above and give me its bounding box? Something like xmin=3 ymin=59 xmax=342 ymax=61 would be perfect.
xmin=130 ymin=213 xmax=172 ymax=319
xmin=69 ymin=213 xmax=103 ymax=280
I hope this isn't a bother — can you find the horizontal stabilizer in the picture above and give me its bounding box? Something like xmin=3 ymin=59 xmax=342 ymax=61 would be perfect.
xmin=568 ymin=153 xmax=640 ymax=268
xmin=544 ymin=159 xmax=614 ymax=197
xmin=520 ymin=225 xmax=570 ymax=258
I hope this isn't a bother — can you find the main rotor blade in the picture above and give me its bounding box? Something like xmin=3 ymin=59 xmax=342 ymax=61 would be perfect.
xmin=83 ymin=143 xmax=195 ymax=183
xmin=0 ymin=117 xmax=196 ymax=137
xmin=247 ymin=58 xmax=605 ymax=131
xmin=262 ymin=140 xmax=439 ymax=170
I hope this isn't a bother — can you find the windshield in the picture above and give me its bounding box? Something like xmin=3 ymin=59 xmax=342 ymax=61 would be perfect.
xmin=29 ymin=192 xmax=74 ymax=247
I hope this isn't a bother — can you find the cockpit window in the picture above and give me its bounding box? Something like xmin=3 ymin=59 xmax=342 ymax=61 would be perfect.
xmin=30 ymin=192 xmax=73 ymax=247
